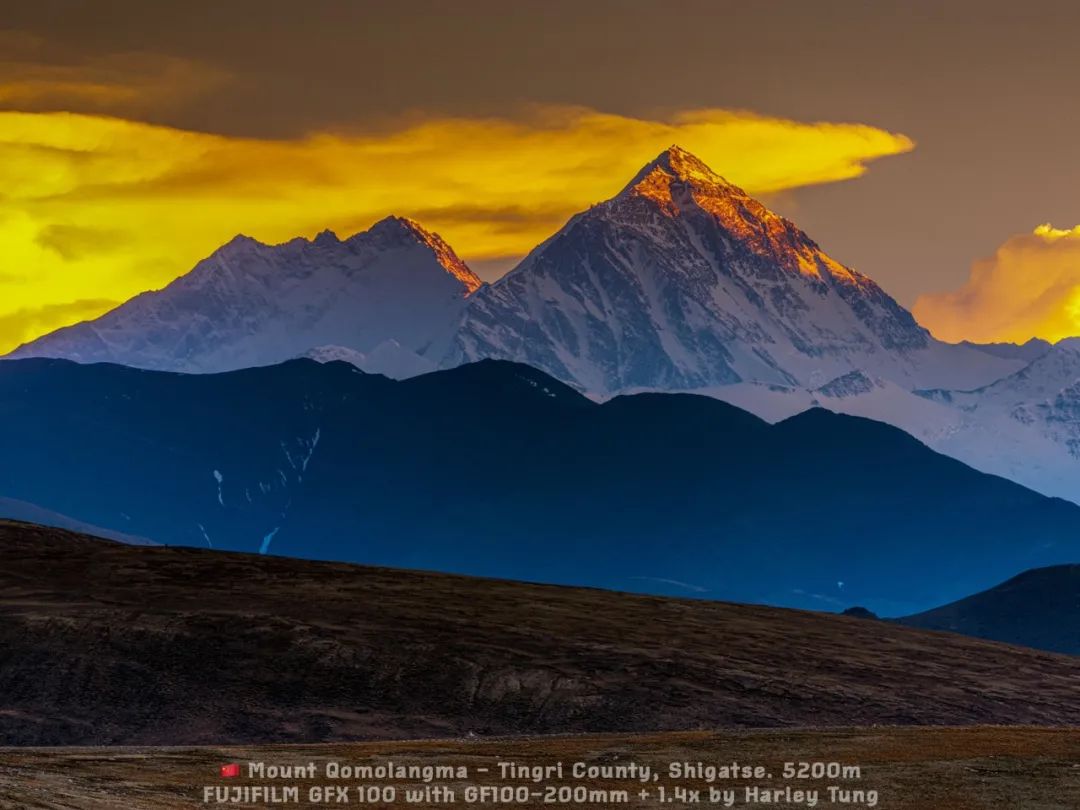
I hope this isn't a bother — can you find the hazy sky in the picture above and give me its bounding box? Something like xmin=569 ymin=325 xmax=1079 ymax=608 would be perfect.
xmin=3 ymin=0 xmax=1080 ymax=348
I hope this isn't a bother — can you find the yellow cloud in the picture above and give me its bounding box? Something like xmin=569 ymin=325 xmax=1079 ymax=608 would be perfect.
xmin=0 ymin=298 xmax=120 ymax=350
xmin=0 ymin=107 xmax=913 ymax=353
xmin=914 ymin=225 xmax=1080 ymax=344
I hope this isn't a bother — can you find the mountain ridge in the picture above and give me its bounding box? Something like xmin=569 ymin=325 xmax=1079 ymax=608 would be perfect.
xmin=1 ymin=355 xmax=1077 ymax=615
xmin=8 ymin=216 xmax=481 ymax=373
xmin=7 ymin=145 xmax=1020 ymax=391
xmin=898 ymin=564 xmax=1080 ymax=654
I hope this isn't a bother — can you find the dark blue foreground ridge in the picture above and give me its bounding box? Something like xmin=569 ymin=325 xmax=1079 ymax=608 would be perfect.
xmin=0 ymin=356 xmax=1076 ymax=615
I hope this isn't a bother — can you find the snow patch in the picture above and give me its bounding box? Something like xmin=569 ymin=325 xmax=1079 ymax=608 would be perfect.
xmin=259 ymin=527 xmax=280 ymax=555
xmin=212 ymin=470 xmax=224 ymax=506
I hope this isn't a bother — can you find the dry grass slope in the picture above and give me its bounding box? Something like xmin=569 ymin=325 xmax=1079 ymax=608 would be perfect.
xmin=3 ymin=520 xmax=1080 ymax=746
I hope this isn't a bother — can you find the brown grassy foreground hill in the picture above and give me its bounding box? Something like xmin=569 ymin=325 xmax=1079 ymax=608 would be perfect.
xmin=3 ymin=519 xmax=1080 ymax=746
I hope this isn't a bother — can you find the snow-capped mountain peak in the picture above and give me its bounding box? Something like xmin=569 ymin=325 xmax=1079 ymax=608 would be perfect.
xmin=618 ymin=145 xmax=738 ymax=198
xmin=302 ymin=340 xmax=436 ymax=380
xmin=442 ymin=145 xmax=1006 ymax=394
xmin=357 ymin=216 xmax=482 ymax=294
xmin=8 ymin=217 xmax=481 ymax=373
xmin=616 ymin=145 xmax=865 ymax=286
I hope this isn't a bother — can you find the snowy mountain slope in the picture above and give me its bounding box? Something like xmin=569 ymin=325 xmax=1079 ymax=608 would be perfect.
xmin=302 ymin=344 xmax=370 ymax=368
xmin=903 ymin=339 xmax=1080 ymax=501
xmin=924 ymin=338 xmax=1080 ymax=414
xmin=672 ymin=375 xmax=963 ymax=439
xmin=303 ymin=341 xmax=436 ymax=379
xmin=676 ymin=330 xmax=1080 ymax=502
xmin=441 ymin=146 xmax=1021 ymax=393
xmin=962 ymin=338 xmax=1052 ymax=364
xmin=689 ymin=368 xmax=1079 ymax=503
xmin=7 ymin=217 xmax=481 ymax=373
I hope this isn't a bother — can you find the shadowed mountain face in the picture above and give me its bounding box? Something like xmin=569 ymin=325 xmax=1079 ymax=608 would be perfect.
xmin=1 ymin=357 xmax=1078 ymax=614
xmin=899 ymin=565 xmax=1080 ymax=655
xmin=5 ymin=521 xmax=1080 ymax=747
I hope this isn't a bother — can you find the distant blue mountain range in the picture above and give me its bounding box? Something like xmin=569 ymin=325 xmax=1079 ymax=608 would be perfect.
xmin=1 ymin=356 xmax=1077 ymax=615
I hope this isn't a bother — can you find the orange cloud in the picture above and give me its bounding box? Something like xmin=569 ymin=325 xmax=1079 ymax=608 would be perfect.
xmin=0 ymin=107 xmax=913 ymax=353
xmin=914 ymin=225 xmax=1080 ymax=344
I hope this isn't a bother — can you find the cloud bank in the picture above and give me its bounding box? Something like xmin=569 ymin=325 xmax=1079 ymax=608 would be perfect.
xmin=0 ymin=36 xmax=226 ymax=115
xmin=0 ymin=106 xmax=912 ymax=352
xmin=914 ymin=225 xmax=1080 ymax=344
